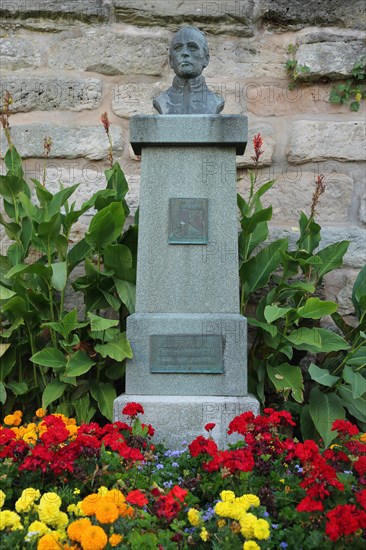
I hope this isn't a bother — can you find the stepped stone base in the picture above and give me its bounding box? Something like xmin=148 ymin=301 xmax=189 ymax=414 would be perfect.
xmin=114 ymin=394 xmax=260 ymax=450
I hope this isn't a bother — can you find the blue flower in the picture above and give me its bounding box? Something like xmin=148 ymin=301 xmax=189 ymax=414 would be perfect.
xmin=280 ymin=543 xmax=288 ymax=548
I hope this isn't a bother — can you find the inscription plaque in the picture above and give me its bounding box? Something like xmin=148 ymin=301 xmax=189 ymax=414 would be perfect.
xmin=150 ymin=334 xmax=223 ymax=374
xmin=168 ymin=198 xmax=208 ymax=244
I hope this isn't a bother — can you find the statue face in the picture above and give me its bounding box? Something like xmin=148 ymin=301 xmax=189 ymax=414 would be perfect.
xmin=169 ymin=28 xmax=209 ymax=79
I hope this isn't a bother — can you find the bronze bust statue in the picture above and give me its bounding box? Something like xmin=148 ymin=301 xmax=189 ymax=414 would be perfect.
xmin=153 ymin=26 xmax=225 ymax=115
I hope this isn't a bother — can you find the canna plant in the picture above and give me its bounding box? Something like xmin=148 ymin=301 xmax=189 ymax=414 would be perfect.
xmin=0 ymin=101 xmax=136 ymax=422
xmin=238 ymin=134 xmax=364 ymax=445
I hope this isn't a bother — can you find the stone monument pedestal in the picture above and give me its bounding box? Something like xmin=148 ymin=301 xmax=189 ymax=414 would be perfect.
xmin=114 ymin=115 xmax=260 ymax=449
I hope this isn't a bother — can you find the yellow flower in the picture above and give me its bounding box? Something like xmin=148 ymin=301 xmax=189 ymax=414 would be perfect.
xmin=73 ymin=489 xmax=80 ymax=495
xmin=39 ymin=492 xmax=62 ymax=509
xmin=241 ymin=494 xmax=260 ymax=508
xmin=94 ymin=499 xmax=119 ymax=524
xmin=97 ymin=487 xmax=108 ymax=496
xmin=56 ymin=511 xmax=68 ymax=530
xmin=355 ymin=92 xmax=362 ymax=102
xmin=67 ymin=518 xmax=92 ymax=542
xmin=27 ymin=520 xmax=50 ymax=538
xmin=188 ymin=508 xmax=201 ymax=526
xmin=16 ymin=488 xmax=41 ymax=513
xmin=200 ymin=527 xmax=209 ymax=542
xmin=80 ymin=525 xmax=108 ymax=550
xmin=67 ymin=504 xmax=83 ymax=517
xmin=220 ymin=490 xmax=236 ymax=502
xmin=0 ymin=510 xmax=23 ymax=531
xmin=37 ymin=532 xmax=62 ymax=550
xmin=109 ymin=534 xmax=123 ymax=547
xmin=217 ymin=519 xmax=226 ymax=528
xmin=36 ymin=408 xmax=47 ymax=418
xmin=253 ymin=518 xmax=270 ymax=540
xmin=214 ymin=501 xmax=231 ymax=517
xmin=240 ymin=513 xmax=256 ymax=539
xmin=243 ymin=541 xmax=260 ymax=550
xmin=0 ymin=490 xmax=6 ymax=509
xmin=38 ymin=503 xmax=61 ymax=526
xmin=279 ymin=479 xmax=284 ymax=483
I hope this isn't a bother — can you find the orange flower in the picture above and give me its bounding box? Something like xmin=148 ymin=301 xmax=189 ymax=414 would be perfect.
xmin=36 ymin=408 xmax=47 ymax=418
xmin=109 ymin=534 xmax=123 ymax=547
xmin=94 ymin=499 xmax=119 ymax=524
xmin=80 ymin=525 xmax=108 ymax=550
xmin=80 ymin=494 xmax=101 ymax=516
xmin=118 ymin=502 xmax=134 ymax=518
xmin=4 ymin=414 xmax=16 ymax=426
xmin=37 ymin=532 xmax=62 ymax=550
xmin=67 ymin=518 xmax=92 ymax=542
xmin=360 ymin=433 xmax=366 ymax=443
xmin=104 ymin=489 xmax=125 ymax=509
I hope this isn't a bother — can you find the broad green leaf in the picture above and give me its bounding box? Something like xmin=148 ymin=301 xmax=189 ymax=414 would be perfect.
xmin=309 ymin=387 xmax=345 ymax=447
xmin=48 ymin=184 xmax=79 ymax=219
xmin=267 ymin=363 xmax=304 ymax=403
xmin=264 ymin=305 xmax=293 ymax=324
xmin=298 ymin=297 xmax=338 ymax=319
xmin=240 ymin=207 xmax=272 ymax=236
xmin=308 ymin=363 xmax=340 ymax=387
xmin=80 ymin=189 xmax=115 ymax=211
xmin=60 ymin=373 xmax=77 ymax=386
xmin=67 ymin=238 xmax=92 ymax=273
xmin=7 ymin=263 xmax=52 ymax=280
xmin=0 ymin=343 xmax=11 ymax=358
xmin=61 ymin=309 xmax=88 ymax=336
xmin=313 ymin=241 xmax=350 ymax=280
xmin=338 ymin=386 xmax=366 ymax=423
xmin=6 ymin=381 xmax=28 ymax=395
xmin=286 ymin=327 xmax=349 ymax=353
xmin=37 ymin=213 xmax=62 ymax=243
xmin=316 ymin=328 xmax=350 ymax=352
xmin=55 ymin=402 xmax=75 ymax=417
xmin=0 ymin=346 xmax=16 ymax=378
xmin=352 ymin=264 xmax=366 ymax=319
xmin=1 ymin=317 xmax=24 ymax=338
xmin=104 ymin=244 xmax=135 ymax=282
xmin=66 ymin=351 xmax=95 ymax=377
xmin=42 ymin=380 xmax=67 ymax=409
xmin=88 ymin=313 xmax=119 ymax=332
xmin=101 ymin=290 xmax=121 ymax=311
xmin=51 ymin=262 xmax=67 ymax=291
xmin=95 ymin=332 xmax=133 ymax=362
xmin=0 ymin=382 xmax=6 ymax=404
xmin=31 ymin=348 xmax=66 ymax=369
xmin=4 ymin=146 xmax=23 ymax=177
xmin=73 ymin=393 xmax=96 ymax=424
xmin=297 ymin=212 xmax=321 ymax=254
xmin=31 ymin=178 xmax=53 ymax=205
xmin=0 ymin=175 xmax=24 ymax=202
xmin=241 ymin=239 xmax=288 ymax=298
xmin=343 ymin=365 xmax=366 ymax=399
xmin=105 ymin=162 xmax=129 ymax=201
xmin=300 ymin=405 xmax=319 ymax=442
xmin=19 ymin=191 xmax=37 ymax=218
xmin=85 ymin=202 xmax=125 ymax=252
xmin=90 ymin=381 xmax=116 ymax=421
xmin=253 ymin=180 xmax=276 ymax=201
xmin=114 ymin=279 xmax=136 ymax=314
xmin=0 ymin=213 xmax=21 ymax=240
xmin=247 ymin=317 xmax=277 ymax=337
xmin=347 ymin=346 xmax=366 ymax=368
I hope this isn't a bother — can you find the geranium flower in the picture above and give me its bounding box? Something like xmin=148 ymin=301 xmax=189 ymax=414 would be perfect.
xmin=122 ymin=402 xmax=144 ymax=417
xmin=126 ymin=490 xmax=148 ymax=507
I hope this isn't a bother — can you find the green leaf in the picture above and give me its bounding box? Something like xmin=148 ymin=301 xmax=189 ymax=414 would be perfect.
xmin=74 ymin=393 xmax=96 ymax=424
xmin=241 ymin=239 xmax=288 ymax=298
xmin=313 ymin=241 xmax=350 ymax=280
xmin=67 ymin=238 xmax=92 ymax=273
xmin=338 ymin=385 xmax=366 ymax=423
xmin=0 ymin=213 xmax=21 ymax=240
xmin=247 ymin=317 xmax=278 ymax=337
xmin=267 ymin=363 xmax=304 ymax=403
xmin=343 ymin=365 xmax=366 ymax=399
xmin=300 ymin=405 xmax=319 ymax=442
xmin=298 ymin=297 xmax=338 ymax=319
xmin=0 ymin=175 xmax=24 ymax=202
xmin=286 ymin=327 xmax=350 ymax=353
xmin=95 ymin=332 xmax=133 ymax=362
xmin=66 ymin=351 xmax=95 ymax=377
xmin=0 ymin=285 xmax=15 ymax=300
xmin=105 ymin=162 xmax=129 ymax=201
xmin=350 ymin=101 xmax=360 ymax=111
xmin=264 ymin=305 xmax=293 ymax=324
xmin=0 ymin=382 xmax=6 ymax=405
xmin=316 ymin=328 xmax=350 ymax=352
xmin=7 ymin=263 xmax=52 ymax=280
xmin=31 ymin=348 xmax=66 ymax=369
xmin=90 ymin=381 xmax=116 ymax=421
xmin=308 ymin=363 xmax=340 ymax=387
xmin=104 ymin=244 xmax=135 ymax=282
xmin=51 ymin=262 xmax=67 ymax=291
xmin=0 ymin=343 xmax=11 ymax=358
xmin=32 ymin=178 xmax=53 ymax=205
xmin=0 ymin=346 xmax=16 ymax=379
xmin=6 ymin=381 xmax=28 ymax=396
xmin=297 ymin=212 xmax=321 ymax=254
xmin=347 ymin=346 xmax=366 ymax=368
xmin=88 ymin=312 xmax=119 ymax=332
xmin=48 ymin=184 xmax=79 ymax=219
xmin=5 ymin=146 xmax=23 ymax=177
xmin=352 ymin=264 xmax=366 ymax=319
xmin=114 ymin=279 xmax=136 ymax=314
xmin=309 ymin=387 xmax=345 ymax=447
xmin=85 ymin=202 xmax=125 ymax=252
xmin=42 ymin=380 xmax=67 ymax=409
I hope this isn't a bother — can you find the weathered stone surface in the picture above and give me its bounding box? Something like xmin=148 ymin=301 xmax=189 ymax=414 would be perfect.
xmin=206 ymin=79 xmax=247 ymax=115
xmin=295 ymin=41 xmax=366 ymax=80
xmin=268 ymin=226 xmax=366 ymax=268
xmin=0 ymin=75 xmax=102 ymax=112
xmin=112 ymin=0 xmax=257 ymax=36
xmin=237 ymin=123 xmax=275 ymax=168
xmin=258 ymin=172 xmax=354 ymax=223
xmin=0 ymin=125 xmax=123 ymax=160
xmin=288 ymin=121 xmax=366 ymax=163
xmin=0 ymin=36 xmax=46 ymax=70
xmin=261 ymin=0 xmax=366 ymax=30
xmin=48 ymin=29 xmax=168 ymax=76
xmin=112 ymin=81 xmax=165 ymax=118
xmin=324 ymin=269 xmax=360 ymax=316
xmin=360 ymin=195 xmax=366 ymax=224
xmin=0 ymin=1 xmax=110 ymax=22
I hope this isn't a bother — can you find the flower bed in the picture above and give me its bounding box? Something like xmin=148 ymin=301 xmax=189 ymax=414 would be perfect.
xmin=0 ymin=405 xmax=365 ymax=549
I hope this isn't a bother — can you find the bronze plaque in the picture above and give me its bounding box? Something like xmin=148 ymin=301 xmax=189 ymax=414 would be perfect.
xmin=150 ymin=334 xmax=223 ymax=374
xmin=168 ymin=198 xmax=208 ymax=244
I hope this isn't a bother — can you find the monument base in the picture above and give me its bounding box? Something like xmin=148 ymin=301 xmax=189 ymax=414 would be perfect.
xmin=113 ymin=394 xmax=260 ymax=450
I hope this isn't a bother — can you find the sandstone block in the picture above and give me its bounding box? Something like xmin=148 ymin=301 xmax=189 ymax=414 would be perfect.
xmin=360 ymin=195 xmax=366 ymax=224
xmin=48 ymin=30 xmax=168 ymax=76
xmin=288 ymin=121 xmax=366 ymax=163
xmin=295 ymin=41 xmax=366 ymax=80
xmin=112 ymin=81 xmax=165 ymax=118
xmin=0 ymin=75 xmax=102 ymax=112
xmin=0 ymin=36 xmax=46 ymax=70
xmin=323 ymin=269 xmax=361 ymax=316
xmin=0 ymin=1 xmax=110 ymax=22
xmin=1 ymin=125 xmax=123 ymax=160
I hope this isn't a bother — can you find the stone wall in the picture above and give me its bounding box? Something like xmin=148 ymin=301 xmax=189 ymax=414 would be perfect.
xmin=1 ymin=0 xmax=365 ymax=314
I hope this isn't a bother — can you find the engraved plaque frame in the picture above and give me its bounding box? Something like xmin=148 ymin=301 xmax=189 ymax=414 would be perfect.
xmin=150 ymin=334 xmax=223 ymax=374
xmin=168 ymin=198 xmax=208 ymax=244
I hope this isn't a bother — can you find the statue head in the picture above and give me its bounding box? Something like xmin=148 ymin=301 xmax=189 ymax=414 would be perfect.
xmin=169 ymin=26 xmax=210 ymax=79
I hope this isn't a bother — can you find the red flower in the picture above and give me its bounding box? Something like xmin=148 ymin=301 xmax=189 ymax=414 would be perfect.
xmin=251 ymin=133 xmax=263 ymax=163
xmin=126 ymin=490 xmax=148 ymax=507
xmin=325 ymin=504 xmax=363 ymax=541
xmin=100 ymin=112 xmax=110 ymax=133
xmin=122 ymin=402 xmax=144 ymax=417
xmin=188 ymin=436 xmax=218 ymax=457
xmin=204 ymin=423 xmax=216 ymax=432
xmin=332 ymin=419 xmax=359 ymax=436
xmin=356 ymin=489 xmax=366 ymax=510
xmin=154 ymin=494 xmax=181 ymax=521
xmin=296 ymin=496 xmax=324 ymax=513
xmin=354 ymin=455 xmax=366 ymax=477
xmin=169 ymin=485 xmax=187 ymax=503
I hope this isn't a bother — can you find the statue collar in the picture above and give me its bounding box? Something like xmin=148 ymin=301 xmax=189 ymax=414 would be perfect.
xmin=172 ymin=75 xmax=207 ymax=90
